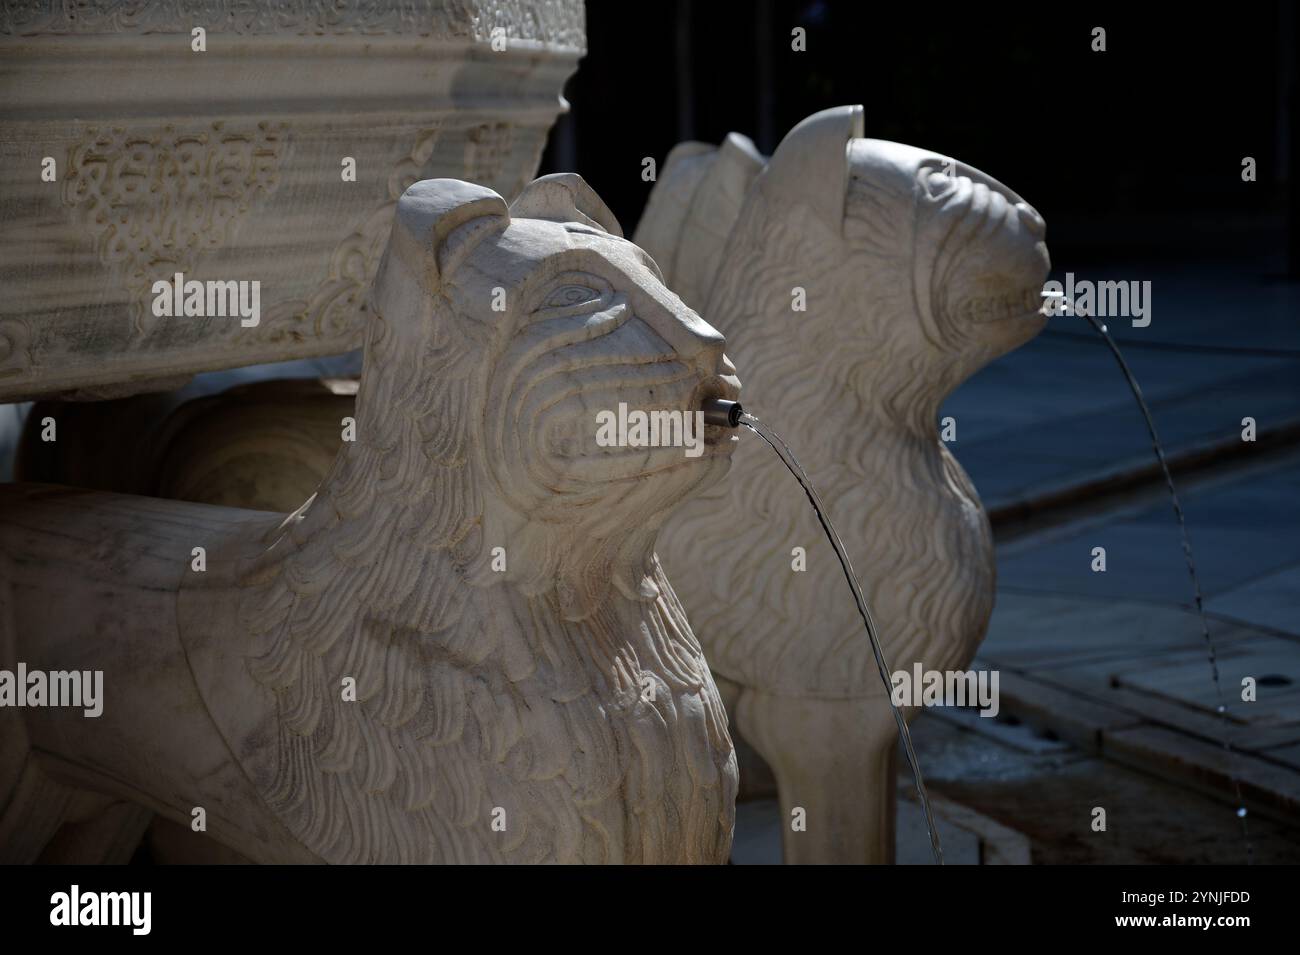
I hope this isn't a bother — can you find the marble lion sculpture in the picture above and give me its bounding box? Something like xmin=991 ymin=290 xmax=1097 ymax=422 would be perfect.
xmin=0 ymin=174 xmax=742 ymax=864
xmin=638 ymin=106 xmax=1051 ymax=863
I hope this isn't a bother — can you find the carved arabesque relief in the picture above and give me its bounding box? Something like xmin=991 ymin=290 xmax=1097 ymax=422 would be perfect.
xmin=63 ymin=121 xmax=289 ymax=335
xmin=0 ymin=1 xmax=583 ymax=402
xmin=253 ymin=128 xmax=441 ymax=348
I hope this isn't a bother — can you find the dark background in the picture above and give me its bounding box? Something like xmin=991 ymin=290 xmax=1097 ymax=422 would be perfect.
xmin=540 ymin=1 xmax=1297 ymax=271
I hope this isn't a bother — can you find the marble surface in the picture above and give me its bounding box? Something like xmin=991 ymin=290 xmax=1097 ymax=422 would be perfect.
xmin=0 ymin=175 xmax=742 ymax=864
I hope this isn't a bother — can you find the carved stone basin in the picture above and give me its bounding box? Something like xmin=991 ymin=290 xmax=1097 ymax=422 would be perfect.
xmin=0 ymin=0 xmax=584 ymax=401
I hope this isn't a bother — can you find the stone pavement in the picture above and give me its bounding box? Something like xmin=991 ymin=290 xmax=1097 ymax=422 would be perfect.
xmin=977 ymin=444 xmax=1300 ymax=832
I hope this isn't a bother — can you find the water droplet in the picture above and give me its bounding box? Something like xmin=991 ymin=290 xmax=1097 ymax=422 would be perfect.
xmin=1237 ymin=807 xmax=1248 ymax=818
xmin=1101 ymin=324 xmax=1108 ymax=333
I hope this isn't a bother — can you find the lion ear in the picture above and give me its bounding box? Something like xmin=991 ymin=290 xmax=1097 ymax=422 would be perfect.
xmin=372 ymin=179 xmax=509 ymax=316
xmin=510 ymin=173 xmax=623 ymax=238
xmin=757 ymin=104 xmax=863 ymax=232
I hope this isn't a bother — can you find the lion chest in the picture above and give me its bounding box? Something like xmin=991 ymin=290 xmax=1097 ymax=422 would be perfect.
xmin=666 ymin=439 xmax=996 ymax=697
xmin=544 ymin=610 xmax=736 ymax=864
xmin=447 ymin=596 xmax=737 ymax=864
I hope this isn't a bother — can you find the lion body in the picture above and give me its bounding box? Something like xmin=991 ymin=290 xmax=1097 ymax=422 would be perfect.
xmin=638 ymin=108 xmax=1049 ymax=863
xmin=0 ymin=176 xmax=740 ymax=865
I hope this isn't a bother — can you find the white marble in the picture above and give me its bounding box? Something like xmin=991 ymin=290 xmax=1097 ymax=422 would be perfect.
xmin=0 ymin=0 xmax=583 ymax=401
xmin=642 ymin=106 xmax=1051 ymax=863
xmin=0 ymin=175 xmax=741 ymax=864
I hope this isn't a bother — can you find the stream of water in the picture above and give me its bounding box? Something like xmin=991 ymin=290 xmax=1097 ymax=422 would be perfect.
xmin=737 ymin=412 xmax=945 ymax=865
xmin=1081 ymin=314 xmax=1254 ymax=861
xmin=735 ymin=312 xmax=1255 ymax=865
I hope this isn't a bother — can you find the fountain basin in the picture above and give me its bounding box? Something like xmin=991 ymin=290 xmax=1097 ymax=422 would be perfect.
xmin=0 ymin=1 xmax=584 ymax=400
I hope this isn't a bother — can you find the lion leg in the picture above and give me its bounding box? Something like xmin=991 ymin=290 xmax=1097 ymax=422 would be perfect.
xmin=735 ymin=688 xmax=899 ymax=864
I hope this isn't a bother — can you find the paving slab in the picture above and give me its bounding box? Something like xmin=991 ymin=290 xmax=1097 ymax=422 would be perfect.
xmin=1115 ymin=639 xmax=1300 ymax=728
xmin=973 ymin=433 xmax=1300 ymax=827
xmin=993 ymin=447 xmax=1300 ymax=610
xmin=1206 ymin=561 xmax=1300 ymax=638
xmin=980 ymin=592 xmax=1261 ymax=670
xmin=1259 ymin=742 xmax=1300 ymax=772
xmin=911 ymin=707 xmax=1300 ymax=864
xmin=978 ymin=601 xmax=1300 ymax=821
xmin=1029 ymin=662 xmax=1300 ymax=755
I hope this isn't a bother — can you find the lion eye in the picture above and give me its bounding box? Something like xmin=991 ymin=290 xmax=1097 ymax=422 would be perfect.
xmin=542 ymin=284 xmax=601 ymax=309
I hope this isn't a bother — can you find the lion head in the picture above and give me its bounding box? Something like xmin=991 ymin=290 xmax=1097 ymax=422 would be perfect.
xmin=346 ymin=174 xmax=741 ymax=620
xmin=639 ymin=105 xmax=1049 ymax=436
xmin=836 ymin=126 xmax=1051 ymax=402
